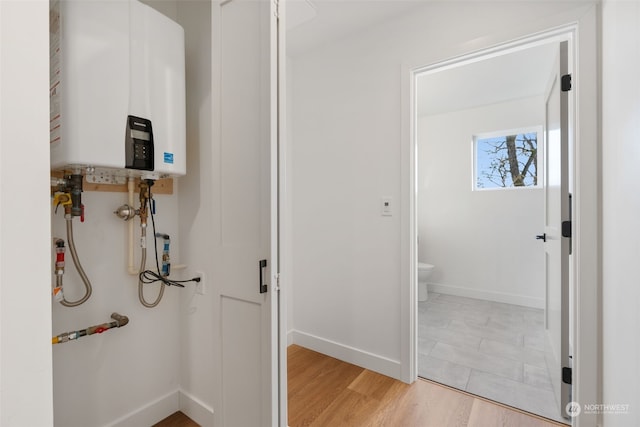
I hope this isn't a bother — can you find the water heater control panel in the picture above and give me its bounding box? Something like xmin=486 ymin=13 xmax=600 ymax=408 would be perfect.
xmin=125 ymin=116 xmax=154 ymax=171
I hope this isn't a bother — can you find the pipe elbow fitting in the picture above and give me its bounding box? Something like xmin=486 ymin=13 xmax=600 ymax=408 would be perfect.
xmin=111 ymin=312 xmax=129 ymax=327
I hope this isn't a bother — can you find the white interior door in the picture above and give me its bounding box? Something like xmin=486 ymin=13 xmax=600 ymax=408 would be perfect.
xmin=217 ymin=0 xmax=280 ymax=425
xmin=542 ymin=40 xmax=571 ymax=420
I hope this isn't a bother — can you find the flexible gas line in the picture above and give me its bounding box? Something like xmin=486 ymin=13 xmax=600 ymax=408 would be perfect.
xmin=52 ymin=313 xmax=129 ymax=344
xmin=138 ymin=225 xmax=165 ymax=308
xmin=59 ymin=216 xmax=93 ymax=307
xmin=137 ymin=180 xmax=165 ymax=308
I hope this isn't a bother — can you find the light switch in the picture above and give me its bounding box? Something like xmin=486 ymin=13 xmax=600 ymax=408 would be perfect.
xmin=381 ymin=197 xmax=392 ymax=216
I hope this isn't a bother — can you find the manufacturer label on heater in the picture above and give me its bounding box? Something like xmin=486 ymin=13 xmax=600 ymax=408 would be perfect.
xmin=164 ymin=152 xmax=174 ymax=164
xmin=50 ymin=0 xmax=62 ymax=144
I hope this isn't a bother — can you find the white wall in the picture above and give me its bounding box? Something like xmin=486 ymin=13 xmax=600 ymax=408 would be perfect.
xmin=51 ymin=193 xmax=183 ymax=427
xmin=175 ymin=1 xmax=216 ymax=425
xmin=602 ymin=1 xmax=640 ymax=426
xmin=418 ymin=97 xmax=545 ymax=308
xmin=0 ymin=1 xmax=53 ymax=426
xmin=289 ymin=1 xmax=596 ymax=382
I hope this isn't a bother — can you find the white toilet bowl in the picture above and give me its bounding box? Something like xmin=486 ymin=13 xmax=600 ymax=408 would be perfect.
xmin=418 ymin=262 xmax=434 ymax=302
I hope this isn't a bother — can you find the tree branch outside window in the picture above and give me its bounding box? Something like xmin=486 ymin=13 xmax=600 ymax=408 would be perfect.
xmin=475 ymin=131 xmax=538 ymax=189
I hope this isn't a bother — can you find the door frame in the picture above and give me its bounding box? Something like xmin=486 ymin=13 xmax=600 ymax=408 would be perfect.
xmin=276 ymin=0 xmax=288 ymax=424
xmin=402 ymin=10 xmax=600 ymax=426
xmin=542 ymin=39 xmax=572 ymax=417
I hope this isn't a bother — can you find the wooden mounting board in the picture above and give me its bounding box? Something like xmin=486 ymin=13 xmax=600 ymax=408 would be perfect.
xmin=50 ymin=171 xmax=173 ymax=195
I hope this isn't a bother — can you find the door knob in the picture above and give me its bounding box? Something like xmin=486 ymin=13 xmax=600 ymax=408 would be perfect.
xmin=536 ymin=234 xmax=546 ymax=242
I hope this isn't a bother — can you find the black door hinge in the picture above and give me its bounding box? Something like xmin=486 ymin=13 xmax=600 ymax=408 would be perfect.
xmin=562 ymin=221 xmax=572 ymax=238
xmin=562 ymin=367 xmax=572 ymax=385
xmin=561 ymin=74 xmax=572 ymax=92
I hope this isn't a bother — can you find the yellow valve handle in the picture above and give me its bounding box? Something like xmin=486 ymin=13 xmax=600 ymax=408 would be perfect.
xmin=53 ymin=192 xmax=72 ymax=207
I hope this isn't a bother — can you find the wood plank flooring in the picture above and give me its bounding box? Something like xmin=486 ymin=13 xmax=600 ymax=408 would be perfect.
xmin=153 ymin=411 xmax=199 ymax=427
xmin=155 ymin=344 xmax=566 ymax=427
xmin=288 ymin=344 xmax=565 ymax=427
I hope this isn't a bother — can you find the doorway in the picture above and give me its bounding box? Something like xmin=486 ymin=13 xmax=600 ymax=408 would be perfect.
xmin=412 ymin=33 xmax=574 ymax=424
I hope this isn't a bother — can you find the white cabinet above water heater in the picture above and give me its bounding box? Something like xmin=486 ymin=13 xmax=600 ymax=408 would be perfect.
xmin=50 ymin=0 xmax=186 ymax=179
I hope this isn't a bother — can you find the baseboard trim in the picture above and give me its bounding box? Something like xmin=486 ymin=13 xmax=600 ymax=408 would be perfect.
xmin=287 ymin=329 xmax=294 ymax=346
xmin=179 ymin=389 xmax=214 ymax=427
xmin=108 ymin=389 xmax=179 ymax=427
xmin=428 ymin=282 xmax=544 ymax=309
xmin=106 ymin=389 xmax=214 ymax=427
xmin=290 ymin=330 xmax=402 ymax=381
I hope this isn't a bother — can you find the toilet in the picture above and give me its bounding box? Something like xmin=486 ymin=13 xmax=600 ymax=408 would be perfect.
xmin=418 ymin=262 xmax=434 ymax=302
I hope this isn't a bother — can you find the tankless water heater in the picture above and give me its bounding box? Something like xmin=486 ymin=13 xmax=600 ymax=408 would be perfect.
xmin=50 ymin=0 xmax=186 ymax=178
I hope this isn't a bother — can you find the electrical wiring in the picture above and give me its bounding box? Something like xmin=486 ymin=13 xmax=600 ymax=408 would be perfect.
xmin=138 ymin=183 xmax=200 ymax=289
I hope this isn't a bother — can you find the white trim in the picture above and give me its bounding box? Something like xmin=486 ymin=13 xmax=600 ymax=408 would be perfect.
xmin=428 ymin=283 xmax=545 ymax=309
xmin=412 ymin=24 xmax=575 ymax=77
xmin=104 ymin=389 xmax=215 ymax=427
xmin=570 ymin=6 xmax=601 ymax=427
xmin=290 ymin=330 xmax=402 ymax=380
xmin=180 ymin=390 xmax=215 ymax=427
xmin=277 ymin=1 xmax=289 ymax=426
xmin=269 ymin=0 xmax=284 ymax=424
xmin=108 ymin=390 xmax=179 ymax=427
xmin=400 ymin=61 xmax=417 ymax=384
xmin=209 ymin=4 xmax=224 ymax=426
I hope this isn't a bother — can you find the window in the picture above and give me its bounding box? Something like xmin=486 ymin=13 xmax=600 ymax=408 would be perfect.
xmin=474 ymin=128 xmax=541 ymax=190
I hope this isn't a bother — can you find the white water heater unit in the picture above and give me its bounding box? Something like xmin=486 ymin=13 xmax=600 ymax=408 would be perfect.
xmin=50 ymin=0 xmax=186 ymax=179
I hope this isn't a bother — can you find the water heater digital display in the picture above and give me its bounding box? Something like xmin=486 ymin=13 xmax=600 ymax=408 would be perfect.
xmin=50 ymin=0 xmax=186 ymax=179
xmin=125 ymin=115 xmax=154 ymax=171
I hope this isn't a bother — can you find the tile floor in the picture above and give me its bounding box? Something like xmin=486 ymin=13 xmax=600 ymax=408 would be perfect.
xmin=418 ymin=292 xmax=568 ymax=424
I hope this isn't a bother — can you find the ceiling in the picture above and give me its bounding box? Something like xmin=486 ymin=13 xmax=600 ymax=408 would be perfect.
xmin=287 ymin=0 xmax=427 ymax=57
xmin=416 ymin=43 xmax=558 ymax=116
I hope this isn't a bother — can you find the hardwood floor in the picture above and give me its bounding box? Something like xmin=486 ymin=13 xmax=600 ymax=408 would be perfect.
xmin=153 ymin=411 xmax=199 ymax=427
xmin=154 ymin=345 xmax=565 ymax=426
xmin=288 ymin=345 xmax=566 ymax=427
